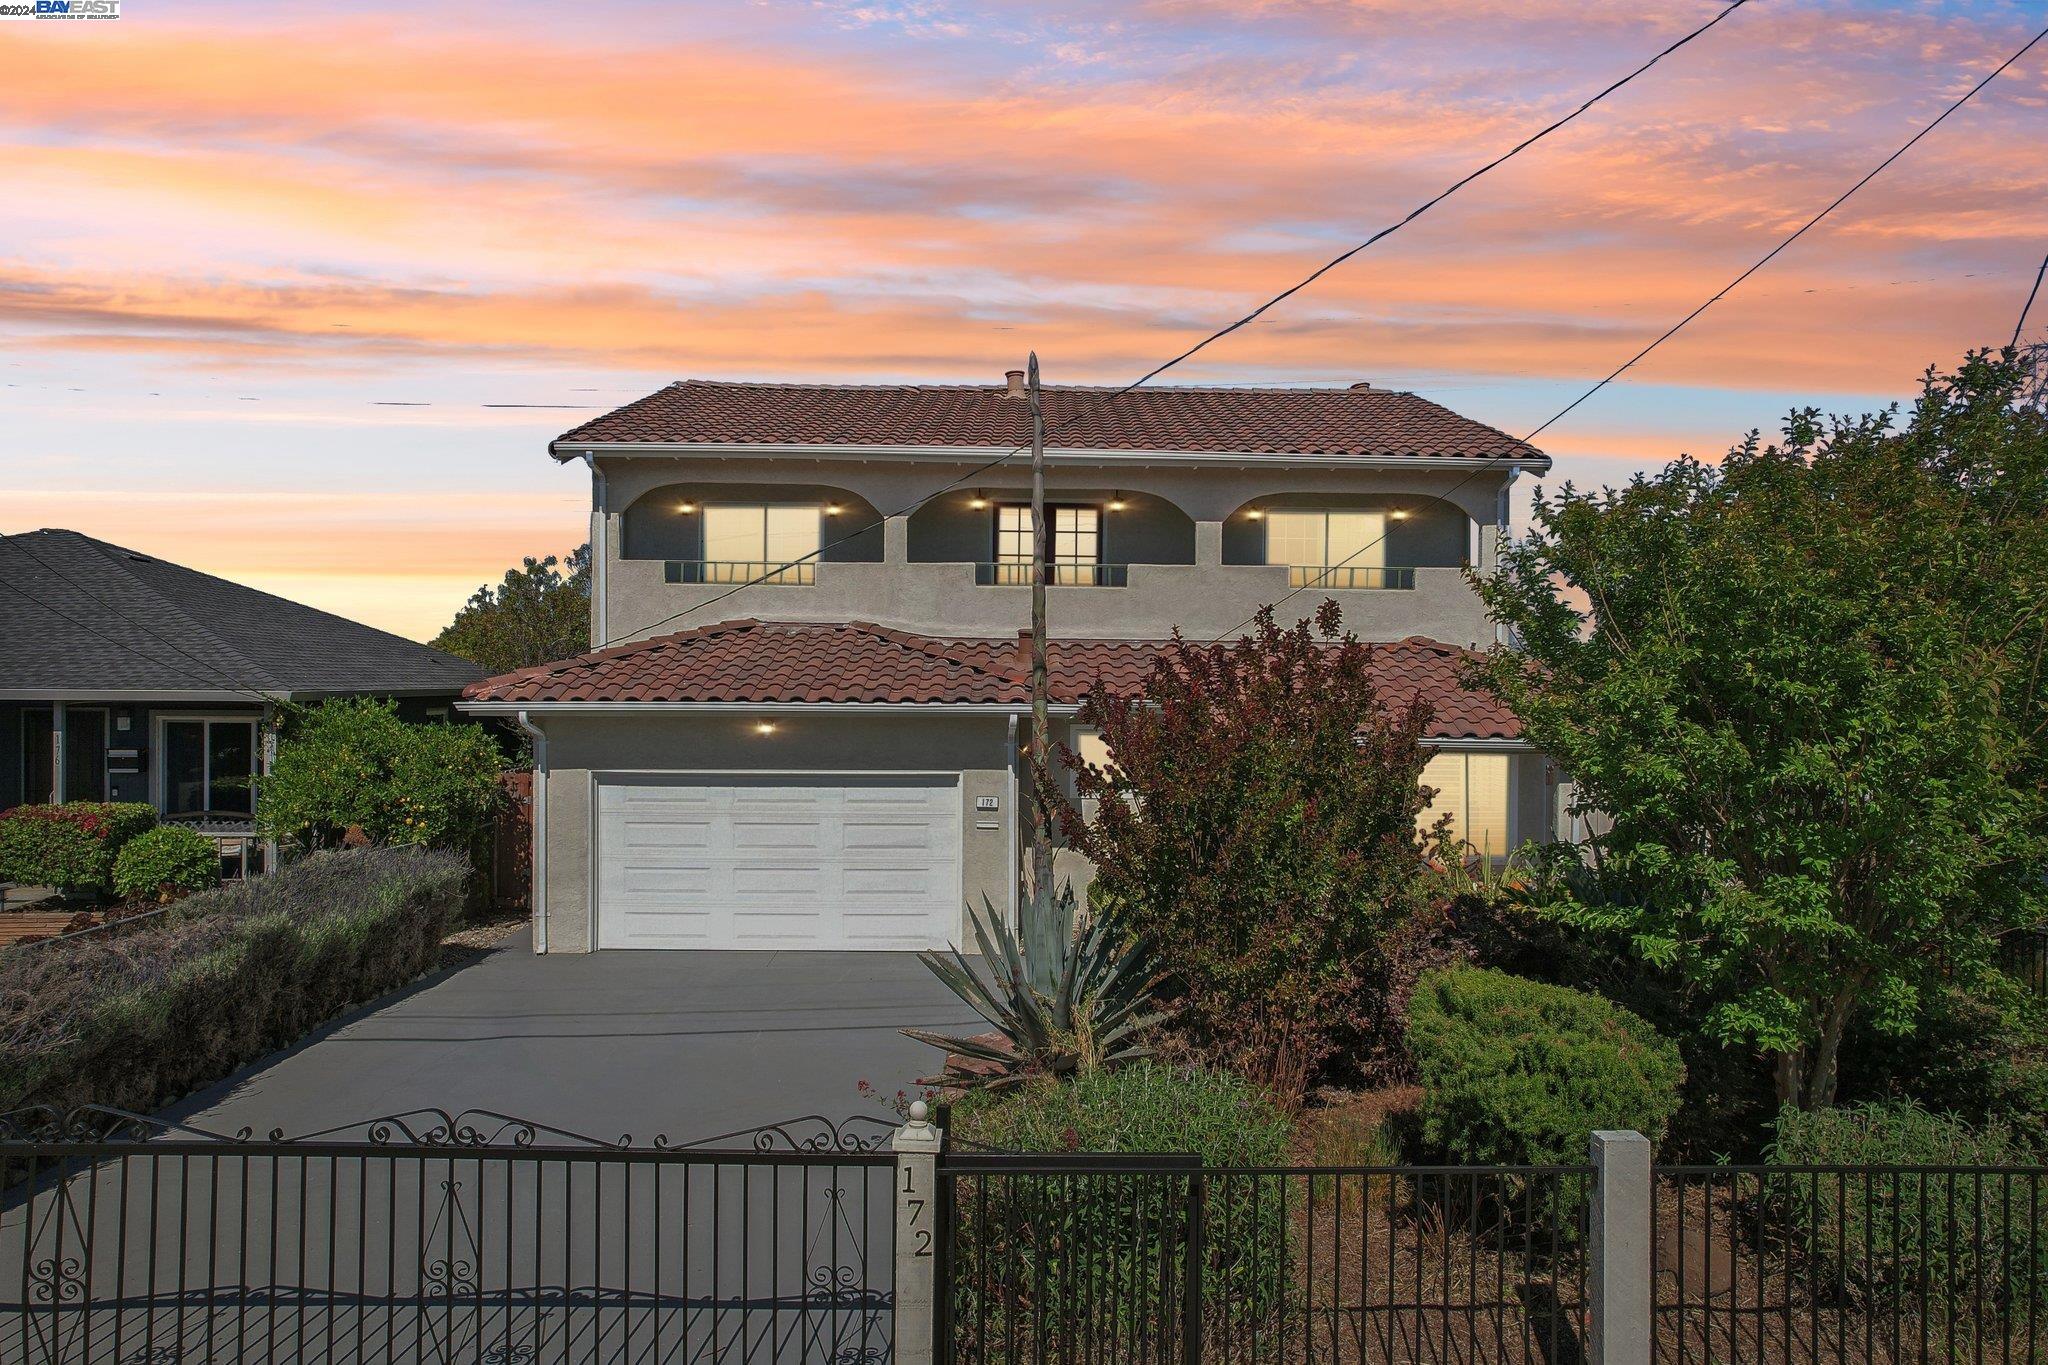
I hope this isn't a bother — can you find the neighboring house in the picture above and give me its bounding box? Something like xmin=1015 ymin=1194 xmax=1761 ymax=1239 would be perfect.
xmin=458 ymin=377 xmax=1552 ymax=954
xmin=0 ymin=529 xmax=484 ymax=829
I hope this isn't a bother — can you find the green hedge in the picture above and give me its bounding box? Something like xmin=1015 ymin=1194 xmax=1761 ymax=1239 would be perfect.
xmin=948 ymin=1064 xmax=1291 ymax=1347
xmin=112 ymin=826 xmax=222 ymax=903
xmin=0 ymin=802 xmax=157 ymax=893
xmin=1767 ymin=1102 xmax=2046 ymax=1327
xmin=1407 ymin=966 xmax=1685 ymax=1166
xmin=0 ymin=846 xmax=465 ymax=1118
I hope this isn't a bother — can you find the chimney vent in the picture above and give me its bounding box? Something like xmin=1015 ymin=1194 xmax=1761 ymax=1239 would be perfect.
xmin=1350 ymin=381 xmax=1373 ymax=390
xmin=1005 ymin=369 xmax=1027 ymax=397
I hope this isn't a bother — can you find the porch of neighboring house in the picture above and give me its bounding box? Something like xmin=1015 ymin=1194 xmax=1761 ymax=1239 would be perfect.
xmin=0 ymin=698 xmax=275 ymax=888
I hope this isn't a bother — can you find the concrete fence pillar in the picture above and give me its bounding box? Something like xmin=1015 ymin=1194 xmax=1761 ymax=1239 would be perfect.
xmin=1588 ymin=1129 xmax=1652 ymax=1365
xmin=892 ymin=1101 xmax=944 ymax=1365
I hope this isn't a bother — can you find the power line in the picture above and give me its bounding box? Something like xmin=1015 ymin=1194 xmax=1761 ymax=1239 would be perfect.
xmin=600 ymin=0 xmax=1756 ymax=647
xmin=1204 ymin=17 xmax=2048 ymax=644
xmin=2013 ymin=251 xmax=2048 ymax=349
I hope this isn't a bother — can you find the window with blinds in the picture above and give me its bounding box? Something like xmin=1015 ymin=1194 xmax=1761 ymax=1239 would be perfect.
xmin=1416 ymin=751 xmax=1511 ymax=857
xmin=700 ymin=505 xmax=821 ymax=583
xmin=1263 ymin=509 xmax=1386 ymax=587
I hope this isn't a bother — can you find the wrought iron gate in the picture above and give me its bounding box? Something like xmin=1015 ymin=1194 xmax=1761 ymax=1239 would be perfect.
xmin=0 ymin=1104 xmax=898 ymax=1365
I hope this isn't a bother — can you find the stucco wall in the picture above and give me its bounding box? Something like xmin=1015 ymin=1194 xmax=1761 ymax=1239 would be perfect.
xmin=593 ymin=455 xmax=1514 ymax=647
xmin=605 ymin=558 xmax=1492 ymax=645
xmin=536 ymin=710 xmax=1018 ymax=953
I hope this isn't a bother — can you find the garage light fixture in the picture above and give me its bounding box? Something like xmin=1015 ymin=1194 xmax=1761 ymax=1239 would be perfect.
xmin=753 ymin=721 xmax=778 ymax=735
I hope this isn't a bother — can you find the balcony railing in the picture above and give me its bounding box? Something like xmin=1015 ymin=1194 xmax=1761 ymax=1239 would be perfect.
xmin=1283 ymin=564 xmax=1416 ymax=590
xmin=973 ymin=562 xmax=1129 ymax=587
xmin=663 ymin=560 xmax=816 ymax=585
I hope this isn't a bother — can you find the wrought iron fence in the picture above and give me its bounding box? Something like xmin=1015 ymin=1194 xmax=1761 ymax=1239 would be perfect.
xmin=1654 ymin=1164 xmax=2047 ymax=1364
xmin=0 ymin=1104 xmax=898 ymax=1365
xmin=1282 ymin=567 xmax=1416 ymax=591
xmin=1998 ymin=925 xmax=2047 ymax=996
xmin=972 ymin=563 xmax=1129 ymax=588
xmin=941 ymin=1157 xmax=1589 ymax=1365
xmin=663 ymin=560 xmax=818 ymax=586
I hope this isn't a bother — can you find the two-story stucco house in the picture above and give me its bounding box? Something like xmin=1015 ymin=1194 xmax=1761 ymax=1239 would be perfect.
xmin=458 ymin=376 xmax=1553 ymax=954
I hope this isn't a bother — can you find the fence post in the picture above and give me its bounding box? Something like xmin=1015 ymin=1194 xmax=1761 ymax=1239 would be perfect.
xmin=1588 ymin=1129 xmax=1652 ymax=1365
xmin=893 ymin=1100 xmax=945 ymax=1365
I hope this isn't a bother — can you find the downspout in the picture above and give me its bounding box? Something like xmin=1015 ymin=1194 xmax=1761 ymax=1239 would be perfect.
xmin=1005 ymin=712 xmax=1020 ymax=929
xmin=515 ymin=709 xmax=548 ymax=954
xmin=579 ymin=453 xmax=608 ymax=648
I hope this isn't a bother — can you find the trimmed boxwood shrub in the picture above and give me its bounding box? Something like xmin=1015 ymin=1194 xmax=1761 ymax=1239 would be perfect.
xmin=0 ymin=802 xmax=157 ymax=893
xmin=1407 ymin=967 xmax=1684 ymax=1166
xmin=112 ymin=826 xmax=222 ymax=903
xmin=1767 ymin=1102 xmax=2046 ymax=1326
xmin=0 ymin=846 xmax=465 ymax=1119
xmin=948 ymin=1064 xmax=1291 ymax=1345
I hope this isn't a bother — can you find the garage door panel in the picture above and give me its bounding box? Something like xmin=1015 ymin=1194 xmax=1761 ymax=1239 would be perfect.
xmin=619 ymin=816 xmax=714 ymax=849
xmin=617 ymin=864 xmax=715 ymax=893
xmin=730 ymin=819 xmax=828 ymax=852
xmin=597 ymin=776 xmax=961 ymax=950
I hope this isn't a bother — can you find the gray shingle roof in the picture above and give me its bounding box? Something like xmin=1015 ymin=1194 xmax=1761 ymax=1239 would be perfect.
xmin=553 ymin=380 xmax=1548 ymax=466
xmin=0 ymin=530 xmax=483 ymax=697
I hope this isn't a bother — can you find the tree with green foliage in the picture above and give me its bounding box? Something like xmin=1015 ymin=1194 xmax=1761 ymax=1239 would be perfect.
xmin=1474 ymin=354 xmax=2048 ymax=1111
xmin=432 ymin=545 xmax=591 ymax=673
xmin=256 ymin=698 xmax=503 ymax=853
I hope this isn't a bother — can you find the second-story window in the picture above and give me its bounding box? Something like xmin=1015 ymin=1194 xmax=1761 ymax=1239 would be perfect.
xmin=702 ymin=504 xmax=820 ymax=583
xmin=1264 ymin=509 xmax=1385 ymax=588
xmin=995 ymin=505 xmax=1101 ymax=585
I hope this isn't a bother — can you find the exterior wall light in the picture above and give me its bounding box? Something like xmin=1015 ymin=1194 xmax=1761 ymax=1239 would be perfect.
xmin=1389 ymin=509 xmax=1411 ymax=521
xmin=754 ymin=721 xmax=778 ymax=736
xmin=824 ymin=504 xmax=842 ymax=516
xmin=1246 ymin=509 xmax=1264 ymax=520
xmin=677 ymin=501 xmax=697 ymax=513
xmin=968 ymin=492 xmax=989 ymax=510
xmin=1107 ymin=493 xmax=1127 ymax=512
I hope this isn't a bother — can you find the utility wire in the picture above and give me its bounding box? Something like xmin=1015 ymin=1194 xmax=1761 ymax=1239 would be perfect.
xmin=1204 ymin=17 xmax=2048 ymax=644
xmin=599 ymin=0 xmax=1756 ymax=648
xmin=2013 ymin=251 xmax=2048 ymax=348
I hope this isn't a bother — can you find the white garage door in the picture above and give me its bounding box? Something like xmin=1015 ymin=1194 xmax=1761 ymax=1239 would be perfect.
xmin=595 ymin=775 xmax=962 ymax=950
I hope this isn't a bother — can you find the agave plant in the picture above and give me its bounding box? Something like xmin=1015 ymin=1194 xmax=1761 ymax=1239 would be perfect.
xmin=903 ymin=886 xmax=1167 ymax=1089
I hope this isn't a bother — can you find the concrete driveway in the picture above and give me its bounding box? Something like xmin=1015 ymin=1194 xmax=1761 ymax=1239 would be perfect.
xmin=166 ymin=927 xmax=981 ymax=1144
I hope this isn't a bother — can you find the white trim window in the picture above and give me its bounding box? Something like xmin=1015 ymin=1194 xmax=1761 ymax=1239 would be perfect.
xmin=1263 ymin=509 xmax=1386 ymax=588
xmin=1417 ymin=751 xmax=1511 ymax=858
xmin=700 ymin=504 xmax=821 ymax=583
xmin=156 ymin=715 xmax=258 ymax=817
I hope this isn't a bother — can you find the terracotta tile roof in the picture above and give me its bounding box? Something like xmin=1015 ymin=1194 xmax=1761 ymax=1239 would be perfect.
xmin=463 ymin=620 xmax=1034 ymax=706
xmin=465 ymin=622 xmax=1522 ymax=741
xmin=944 ymin=636 xmax=1520 ymax=741
xmin=552 ymin=381 xmax=1546 ymax=466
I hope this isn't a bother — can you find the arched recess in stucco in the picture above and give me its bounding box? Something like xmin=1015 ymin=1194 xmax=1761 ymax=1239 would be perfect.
xmin=906 ymin=487 xmax=1195 ymax=564
xmin=620 ymin=483 xmax=886 ymax=562
xmin=1221 ymin=492 xmax=1470 ymax=569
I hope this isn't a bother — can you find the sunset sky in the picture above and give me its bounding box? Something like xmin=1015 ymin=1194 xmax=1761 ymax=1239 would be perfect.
xmin=5 ymin=0 xmax=2044 ymax=641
